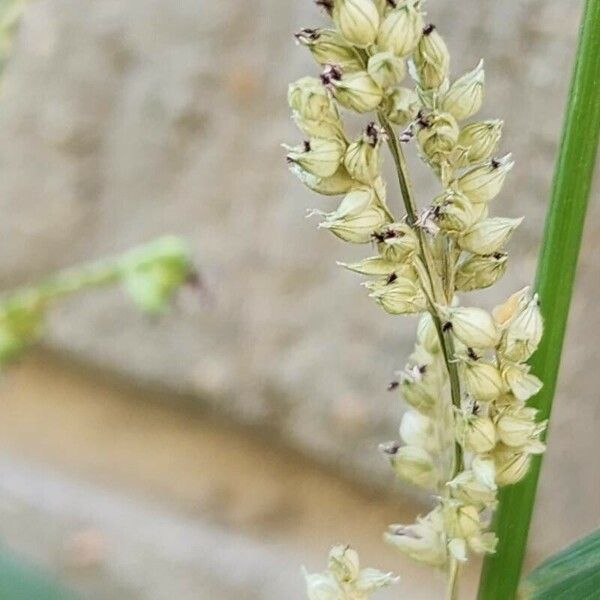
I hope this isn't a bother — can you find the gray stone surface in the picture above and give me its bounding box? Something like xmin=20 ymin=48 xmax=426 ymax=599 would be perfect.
xmin=0 ymin=457 xmax=302 ymax=600
xmin=0 ymin=0 xmax=598 ymax=558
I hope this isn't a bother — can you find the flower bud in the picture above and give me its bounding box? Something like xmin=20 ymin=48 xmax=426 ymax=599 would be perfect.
xmin=414 ymin=24 xmax=450 ymax=89
xmin=493 ymin=393 xmax=523 ymax=411
xmin=315 ymin=186 xmax=387 ymax=244
xmin=344 ymin=122 xmax=384 ymax=184
xmin=328 ymin=545 xmax=360 ymax=582
xmin=385 ymin=516 xmax=448 ymax=567
xmin=458 ymin=217 xmax=523 ymax=255
xmin=337 ymin=185 xmax=377 ymax=216
xmin=444 ymin=503 xmax=482 ymax=540
xmin=322 ymin=66 xmax=384 ymax=113
xmin=288 ymin=77 xmax=338 ymax=122
xmin=468 ymin=532 xmax=498 ymax=556
xmin=367 ymin=277 xmax=426 ymax=314
xmin=448 ymin=538 xmax=468 ymax=562
xmin=306 ymin=547 xmax=398 ymax=599
xmin=417 ymin=312 xmax=441 ymax=354
xmin=457 ymin=415 xmax=497 ymax=453
xmin=448 ymin=471 xmax=497 ymax=507
xmin=333 ymin=0 xmax=380 ymax=48
xmin=461 ymin=359 xmax=504 ymax=403
xmin=293 ymin=114 xmax=345 ymax=141
xmin=289 ymin=163 xmax=356 ymax=196
xmin=443 ymin=503 xmax=487 ymax=561
xmin=493 ymin=286 xmax=531 ymax=328
xmin=455 ymin=154 xmax=515 ymax=203
xmin=400 ymin=410 xmax=438 ymax=452
xmin=367 ymin=51 xmax=406 ymax=89
xmin=285 ymin=138 xmax=346 ymax=179
xmin=373 ymin=221 xmax=419 ymax=262
xmin=494 ymin=447 xmax=531 ymax=486
xmin=501 ymin=294 xmax=543 ymax=362
xmin=339 ymin=256 xmax=398 ymax=276
xmin=295 ymin=28 xmax=363 ymax=71
xmin=455 ymin=252 xmax=507 ymax=292
xmin=321 ymin=204 xmax=389 ymax=243
xmin=441 ymin=60 xmax=485 ymax=121
xmin=417 ymin=112 xmax=459 ymax=164
xmin=525 ymin=438 xmax=547 ymax=455
xmin=431 ymin=190 xmax=476 ymax=234
xmin=400 ymin=364 xmax=438 ymax=413
xmin=502 ymin=362 xmax=543 ymax=401
xmin=439 ymin=306 xmax=500 ymax=350
xmin=456 ymin=120 xmax=503 ymax=167
xmin=472 ymin=454 xmax=497 ymax=489
xmin=304 ymin=571 xmax=344 ymax=600
xmin=496 ymin=407 xmax=545 ymax=448
xmin=377 ymin=1 xmax=424 ymax=57
xmin=385 ymin=87 xmax=421 ymax=126
xmin=496 ymin=417 xmax=534 ymax=449
xmin=391 ymin=445 xmax=439 ymax=488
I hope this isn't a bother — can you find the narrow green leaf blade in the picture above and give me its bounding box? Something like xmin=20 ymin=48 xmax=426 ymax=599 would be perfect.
xmin=478 ymin=0 xmax=600 ymax=596
xmin=520 ymin=529 xmax=600 ymax=600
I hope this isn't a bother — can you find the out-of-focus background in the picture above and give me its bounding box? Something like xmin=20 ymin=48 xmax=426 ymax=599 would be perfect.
xmin=0 ymin=1 xmax=598 ymax=598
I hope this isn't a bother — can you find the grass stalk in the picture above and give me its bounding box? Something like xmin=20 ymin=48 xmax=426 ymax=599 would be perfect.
xmin=379 ymin=112 xmax=467 ymax=595
xmin=378 ymin=112 xmax=465 ymax=474
xmin=477 ymin=1 xmax=600 ymax=597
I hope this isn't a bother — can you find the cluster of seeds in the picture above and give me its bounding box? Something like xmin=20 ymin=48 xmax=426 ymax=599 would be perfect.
xmin=287 ymin=1 xmax=546 ymax=597
xmin=303 ymin=545 xmax=398 ymax=600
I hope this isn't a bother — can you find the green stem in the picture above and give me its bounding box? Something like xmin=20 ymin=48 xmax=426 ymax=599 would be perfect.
xmin=377 ymin=111 xmax=418 ymax=224
xmin=379 ymin=112 xmax=464 ymax=475
xmin=477 ymin=1 xmax=600 ymax=598
xmin=1 ymin=260 xmax=123 ymax=309
xmin=379 ymin=114 xmax=466 ymax=477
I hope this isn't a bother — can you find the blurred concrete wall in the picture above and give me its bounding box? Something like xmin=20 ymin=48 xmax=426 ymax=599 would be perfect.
xmin=0 ymin=0 xmax=598 ymax=558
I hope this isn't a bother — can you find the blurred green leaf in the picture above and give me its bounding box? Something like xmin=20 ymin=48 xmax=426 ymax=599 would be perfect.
xmin=0 ymin=550 xmax=80 ymax=600
xmin=520 ymin=529 xmax=600 ymax=599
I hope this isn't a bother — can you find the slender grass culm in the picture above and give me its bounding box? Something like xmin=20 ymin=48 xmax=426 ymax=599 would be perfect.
xmin=477 ymin=0 xmax=600 ymax=598
xmin=284 ymin=1 xmax=560 ymax=598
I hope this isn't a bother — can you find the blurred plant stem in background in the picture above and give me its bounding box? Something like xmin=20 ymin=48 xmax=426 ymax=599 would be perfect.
xmin=0 ymin=237 xmax=195 ymax=364
xmin=477 ymin=0 xmax=600 ymax=597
